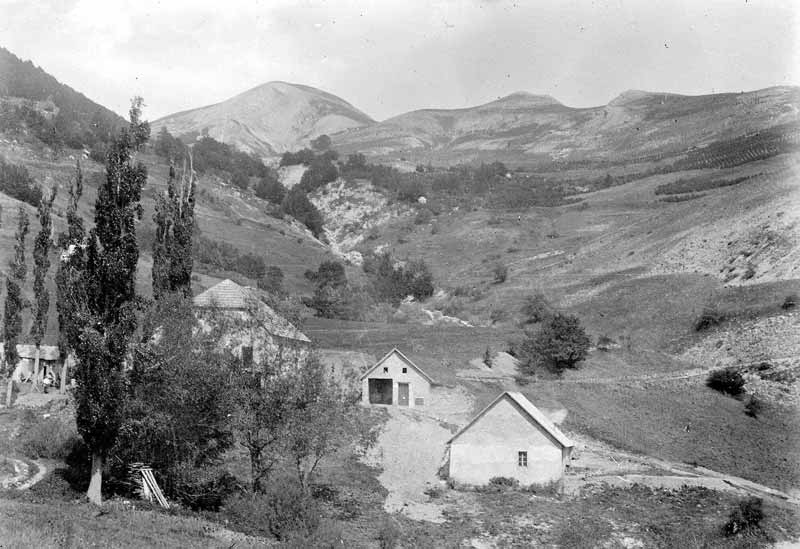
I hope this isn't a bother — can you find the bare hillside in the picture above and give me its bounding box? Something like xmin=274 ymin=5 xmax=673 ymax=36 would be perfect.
xmin=332 ymin=86 xmax=800 ymax=166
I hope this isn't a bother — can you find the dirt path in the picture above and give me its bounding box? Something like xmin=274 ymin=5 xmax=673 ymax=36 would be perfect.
xmin=362 ymin=407 xmax=452 ymax=522
xmin=0 ymin=456 xmax=45 ymax=490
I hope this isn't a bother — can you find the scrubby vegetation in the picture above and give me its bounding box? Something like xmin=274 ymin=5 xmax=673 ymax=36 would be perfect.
xmin=706 ymin=368 xmax=746 ymax=397
xmin=153 ymin=128 xmax=269 ymax=188
xmin=0 ymin=156 xmax=43 ymax=206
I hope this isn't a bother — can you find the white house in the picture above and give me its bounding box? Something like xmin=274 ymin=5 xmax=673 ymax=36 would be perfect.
xmin=447 ymin=391 xmax=573 ymax=487
xmin=0 ymin=343 xmax=61 ymax=382
xmin=360 ymin=348 xmax=434 ymax=408
xmin=193 ymin=279 xmax=311 ymax=369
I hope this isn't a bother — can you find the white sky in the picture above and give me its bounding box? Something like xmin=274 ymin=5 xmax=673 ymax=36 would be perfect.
xmin=1 ymin=0 xmax=798 ymax=121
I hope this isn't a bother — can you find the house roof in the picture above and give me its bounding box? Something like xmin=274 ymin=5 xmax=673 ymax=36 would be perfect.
xmin=447 ymin=391 xmax=573 ymax=448
xmin=359 ymin=347 xmax=436 ymax=384
xmin=0 ymin=343 xmax=60 ymax=361
xmin=193 ymin=279 xmax=311 ymax=343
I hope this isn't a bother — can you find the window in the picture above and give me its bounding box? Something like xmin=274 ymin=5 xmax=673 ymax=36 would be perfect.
xmin=402 ymin=367 xmax=407 ymax=373
xmin=383 ymin=367 xmax=389 ymax=373
xmin=518 ymin=451 xmax=528 ymax=467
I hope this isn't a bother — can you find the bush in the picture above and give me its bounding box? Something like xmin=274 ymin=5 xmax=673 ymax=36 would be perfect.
xmin=0 ymin=156 xmax=43 ymax=207
xmin=706 ymin=368 xmax=745 ymax=397
xmin=723 ymin=498 xmax=764 ymax=537
xmin=488 ymin=476 xmax=518 ymax=489
xmin=520 ymin=292 xmax=552 ymax=324
xmin=224 ymin=482 xmax=320 ymax=541
xmin=377 ymin=519 xmax=401 ymax=549
xmin=781 ymin=293 xmax=798 ymax=310
xmin=492 ymin=263 xmax=508 ymax=284
xmin=744 ymin=396 xmax=764 ymax=418
xmin=695 ymin=306 xmax=724 ymax=331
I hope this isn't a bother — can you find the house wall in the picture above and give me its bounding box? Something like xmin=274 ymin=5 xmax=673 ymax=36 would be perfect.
xmin=361 ymin=353 xmax=431 ymax=408
xmin=449 ymin=397 xmax=565 ymax=486
xmin=196 ymin=310 xmax=310 ymax=370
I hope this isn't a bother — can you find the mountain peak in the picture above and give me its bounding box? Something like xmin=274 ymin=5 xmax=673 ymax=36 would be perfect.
xmin=495 ymin=91 xmax=562 ymax=106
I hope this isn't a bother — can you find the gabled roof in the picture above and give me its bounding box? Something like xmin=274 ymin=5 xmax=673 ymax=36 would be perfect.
xmin=193 ymin=279 xmax=253 ymax=309
xmin=193 ymin=279 xmax=310 ymax=343
xmin=448 ymin=391 xmax=573 ymax=448
xmin=359 ymin=347 xmax=435 ymax=384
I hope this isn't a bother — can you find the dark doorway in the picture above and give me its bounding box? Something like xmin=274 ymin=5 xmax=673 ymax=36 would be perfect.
xmin=398 ymin=383 xmax=409 ymax=406
xmin=368 ymin=379 xmax=393 ymax=405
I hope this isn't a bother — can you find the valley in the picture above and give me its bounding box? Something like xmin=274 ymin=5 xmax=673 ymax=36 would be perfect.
xmin=0 ymin=42 xmax=799 ymax=548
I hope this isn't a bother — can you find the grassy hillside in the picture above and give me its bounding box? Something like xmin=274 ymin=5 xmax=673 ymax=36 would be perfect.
xmin=0 ymin=138 xmax=337 ymax=344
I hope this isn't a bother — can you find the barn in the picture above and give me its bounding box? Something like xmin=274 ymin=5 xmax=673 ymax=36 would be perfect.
xmin=447 ymin=391 xmax=573 ymax=487
xmin=360 ymin=348 xmax=433 ymax=408
xmin=193 ymin=279 xmax=311 ymax=369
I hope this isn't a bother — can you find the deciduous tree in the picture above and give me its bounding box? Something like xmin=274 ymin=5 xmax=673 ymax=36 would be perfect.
xmin=152 ymin=156 xmax=195 ymax=299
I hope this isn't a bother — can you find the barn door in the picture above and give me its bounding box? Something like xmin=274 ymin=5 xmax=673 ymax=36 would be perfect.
xmin=398 ymin=383 xmax=409 ymax=406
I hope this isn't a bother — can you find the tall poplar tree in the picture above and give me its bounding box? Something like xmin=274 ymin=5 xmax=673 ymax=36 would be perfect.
xmin=152 ymin=153 xmax=195 ymax=299
xmin=71 ymin=98 xmax=149 ymax=504
xmin=30 ymin=186 xmax=57 ymax=380
xmin=3 ymin=207 xmax=29 ymax=406
xmin=55 ymin=159 xmax=86 ymax=364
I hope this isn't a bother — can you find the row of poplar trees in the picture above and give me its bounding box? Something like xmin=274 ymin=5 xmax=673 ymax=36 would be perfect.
xmin=0 ymin=98 xmax=195 ymax=504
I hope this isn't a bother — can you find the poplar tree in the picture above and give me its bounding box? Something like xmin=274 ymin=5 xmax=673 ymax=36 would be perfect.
xmin=3 ymin=207 xmax=29 ymax=406
xmin=152 ymin=153 xmax=195 ymax=299
xmin=30 ymin=186 xmax=57 ymax=380
xmin=55 ymin=159 xmax=86 ymax=360
xmin=71 ymin=98 xmax=149 ymax=504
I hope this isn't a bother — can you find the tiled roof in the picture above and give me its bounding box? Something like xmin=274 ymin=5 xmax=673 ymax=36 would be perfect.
xmin=193 ymin=279 xmax=310 ymax=343
xmin=448 ymin=391 xmax=573 ymax=448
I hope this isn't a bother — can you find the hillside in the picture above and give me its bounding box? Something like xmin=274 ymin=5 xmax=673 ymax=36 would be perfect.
xmin=151 ymin=81 xmax=374 ymax=158
xmin=332 ymin=86 xmax=800 ymax=166
xmin=0 ymin=46 xmax=124 ymax=152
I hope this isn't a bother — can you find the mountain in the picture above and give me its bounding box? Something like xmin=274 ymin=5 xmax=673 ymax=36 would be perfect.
xmin=151 ymin=82 xmax=375 ymax=158
xmin=331 ymin=86 xmax=800 ymax=166
xmin=0 ymin=46 xmax=124 ymax=151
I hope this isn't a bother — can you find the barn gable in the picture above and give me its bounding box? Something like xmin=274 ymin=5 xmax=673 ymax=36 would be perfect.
xmin=359 ymin=348 xmax=435 ymax=384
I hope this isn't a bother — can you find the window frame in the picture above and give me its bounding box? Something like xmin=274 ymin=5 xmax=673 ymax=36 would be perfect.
xmin=518 ymin=451 xmax=528 ymax=467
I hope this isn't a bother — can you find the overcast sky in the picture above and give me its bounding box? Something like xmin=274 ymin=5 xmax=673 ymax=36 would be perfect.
xmin=2 ymin=0 xmax=798 ymax=121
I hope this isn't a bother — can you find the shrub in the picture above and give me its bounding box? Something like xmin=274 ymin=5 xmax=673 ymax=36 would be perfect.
xmin=0 ymin=156 xmax=43 ymax=207
xmin=744 ymin=396 xmax=764 ymax=418
xmin=483 ymin=346 xmax=492 ymax=368
xmin=489 ymin=476 xmax=518 ymax=488
xmin=520 ymin=292 xmax=552 ymax=324
xmin=596 ymin=335 xmax=616 ymax=350
xmin=377 ymin=519 xmax=401 ymax=549
xmin=224 ymin=482 xmax=320 ymax=541
xmin=492 ymin=263 xmax=508 ymax=284
xmin=781 ymin=293 xmax=798 ymax=310
xmin=20 ymin=415 xmax=82 ymax=460
xmin=695 ymin=307 xmax=724 ymax=331
xmin=723 ymin=498 xmax=764 ymax=537
xmin=706 ymin=368 xmax=745 ymax=397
